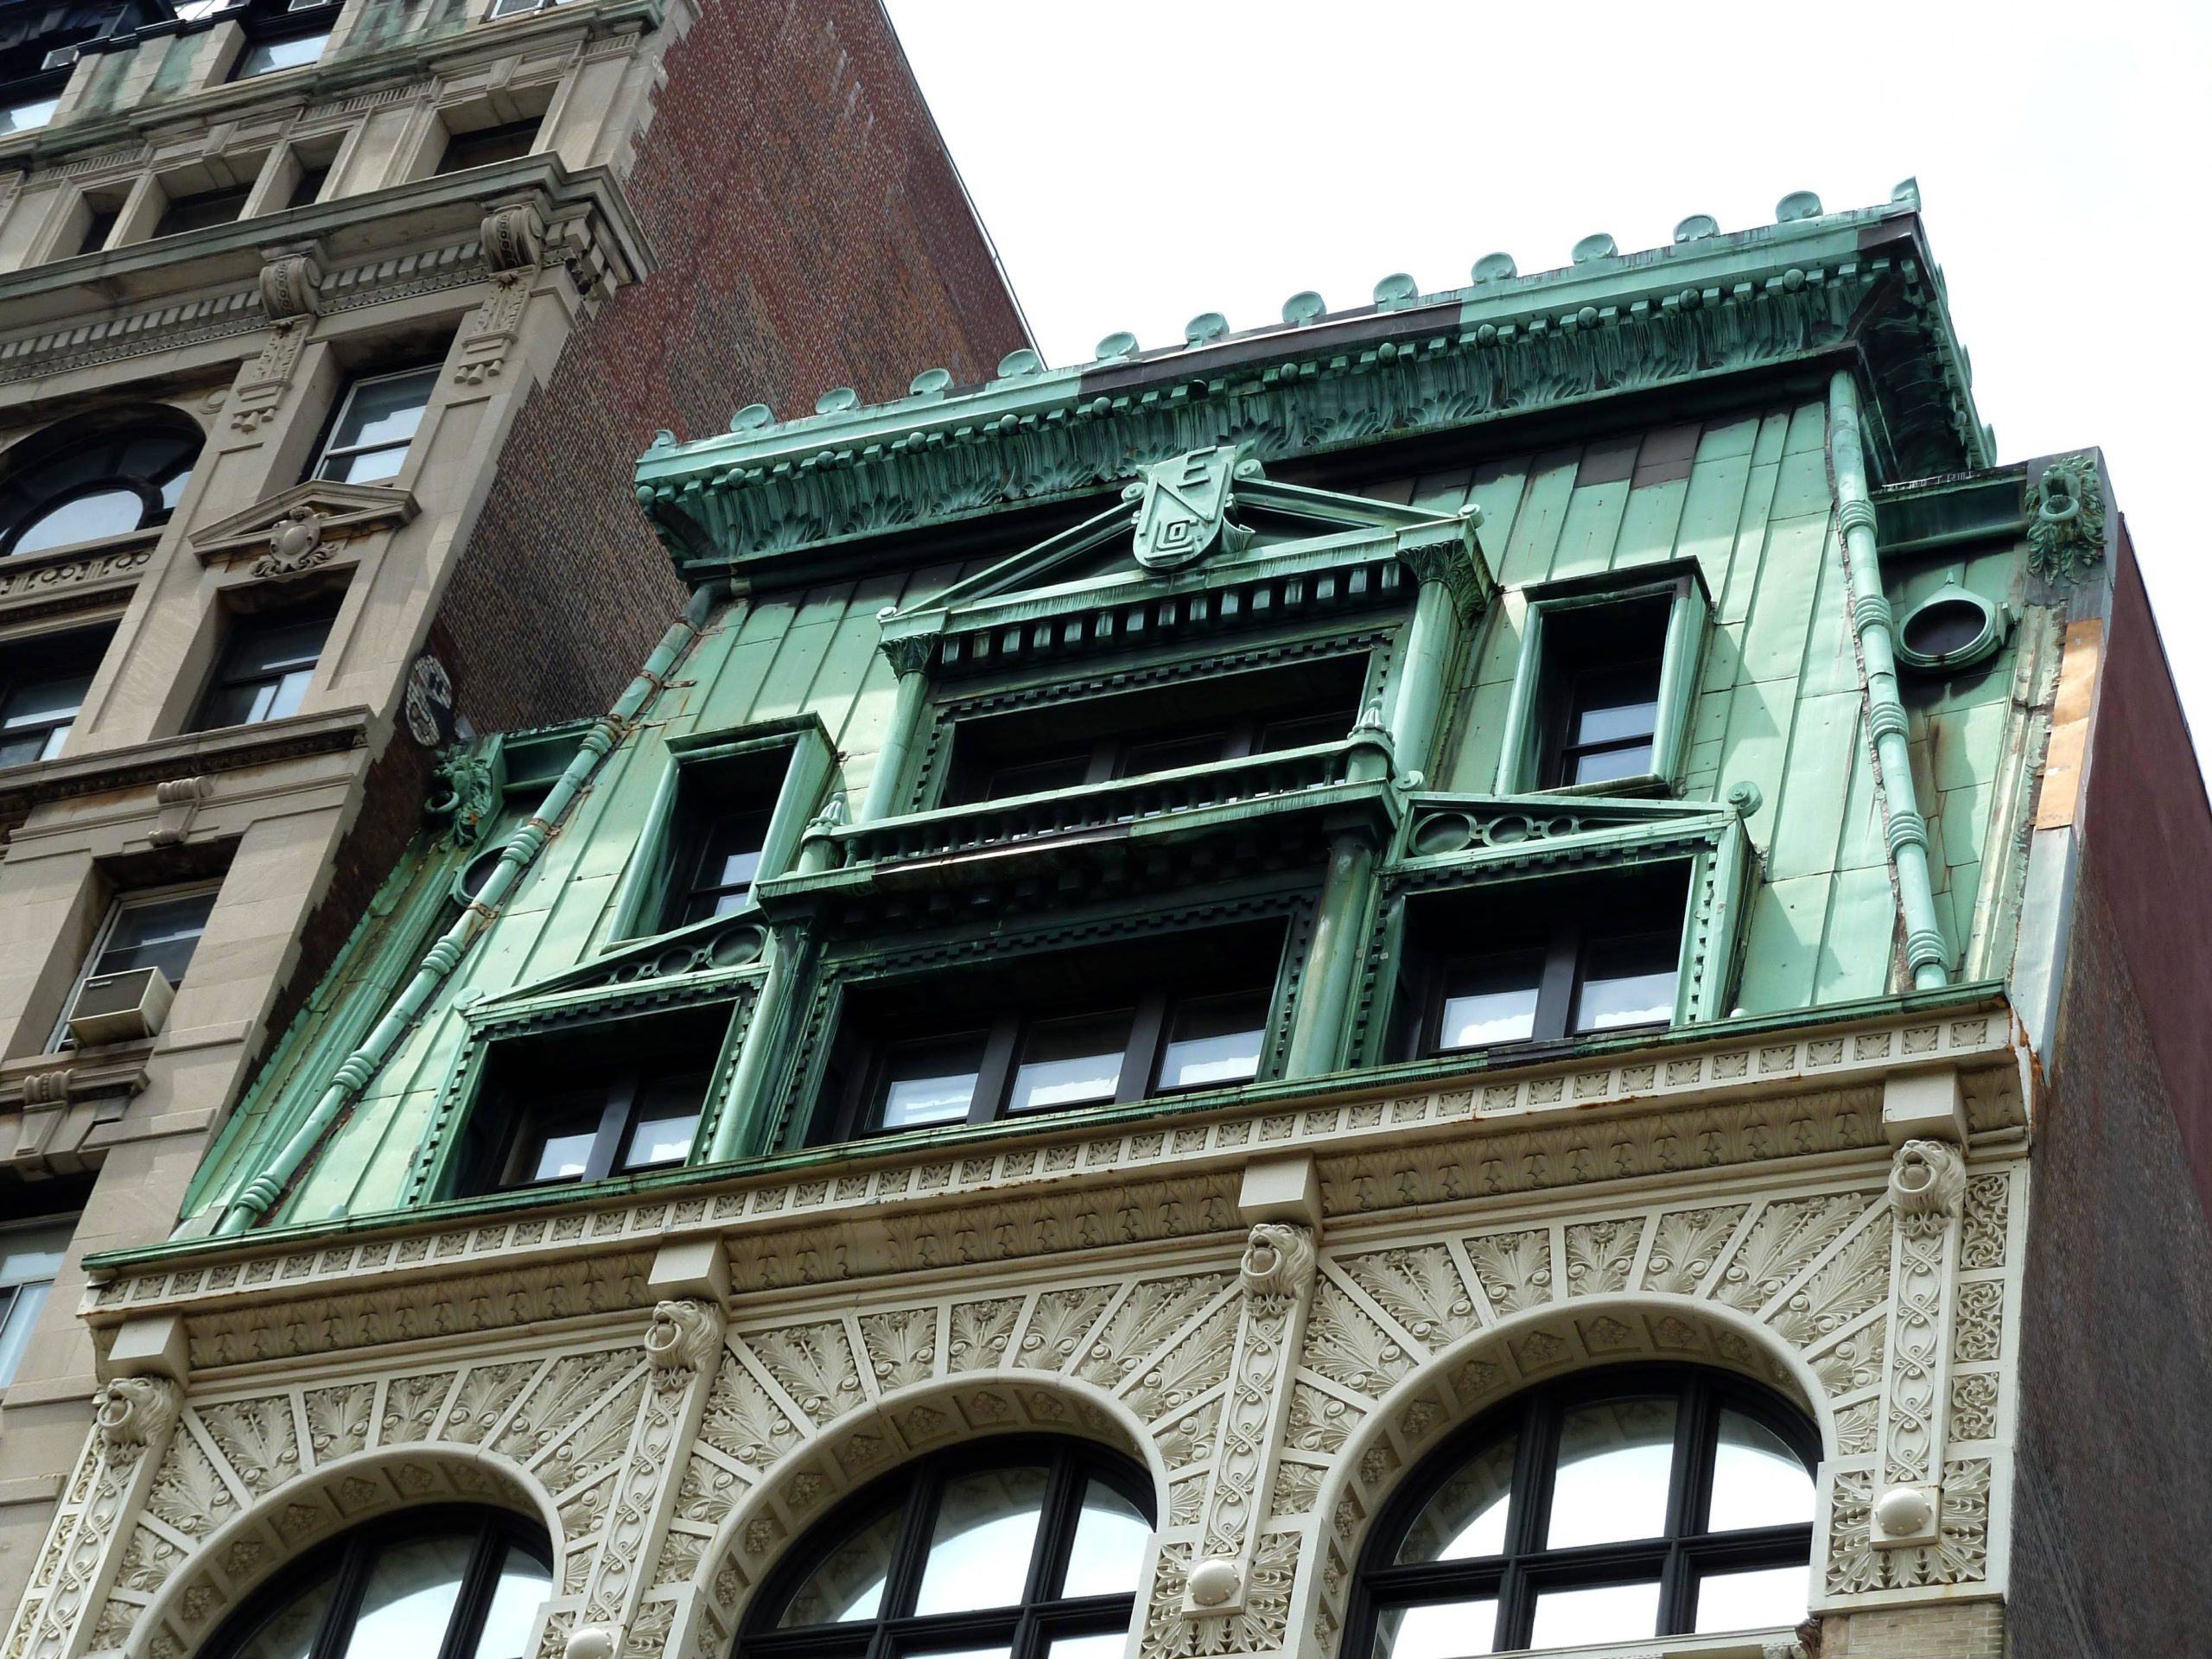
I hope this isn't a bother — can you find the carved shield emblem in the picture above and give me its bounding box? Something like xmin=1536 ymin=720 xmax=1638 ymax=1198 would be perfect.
xmin=1130 ymin=444 xmax=1248 ymax=570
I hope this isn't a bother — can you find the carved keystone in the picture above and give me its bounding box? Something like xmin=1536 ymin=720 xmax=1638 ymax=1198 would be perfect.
xmin=1238 ymin=1223 xmax=1315 ymax=1300
xmin=92 ymin=1374 xmax=179 ymax=1454
xmin=1889 ymin=1139 xmax=1967 ymax=1236
xmin=644 ymin=1299 xmax=725 ymax=1375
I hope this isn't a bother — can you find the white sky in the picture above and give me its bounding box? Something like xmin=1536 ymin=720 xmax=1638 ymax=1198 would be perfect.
xmin=885 ymin=0 xmax=2212 ymax=754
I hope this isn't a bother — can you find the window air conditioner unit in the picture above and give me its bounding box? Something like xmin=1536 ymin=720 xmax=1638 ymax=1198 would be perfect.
xmin=67 ymin=966 xmax=175 ymax=1047
xmin=41 ymin=46 xmax=80 ymax=70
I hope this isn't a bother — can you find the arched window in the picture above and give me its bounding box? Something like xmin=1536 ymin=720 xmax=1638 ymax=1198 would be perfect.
xmin=200 ymin=1506 xmax=550 ymax=1659
xmin=0 ymin=411 xmax=201 ymax=557
xmin=745 ymin=1438 xmax=1155 ymax=1659
xmin=1351 ymin=1367 xmax=1817 ymax=1656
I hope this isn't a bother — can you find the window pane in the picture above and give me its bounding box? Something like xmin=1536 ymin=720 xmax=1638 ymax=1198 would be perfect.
xmin=0 ymin=1281 xmax=53 ymax=1388
xmin=263 ymin=666 xmax=315 ymax=722
xmin=1571 ymin=677 xmax=1659 ymax=747
xmin=1396 ymin=1431 xmax=1516 ymax=1562
xmin=1571 ymin=741 xmax=1654 ymax=785
xmin=94 ymin=891 xmax=216 ymax=986
xmin=226 ymin=1572 xmax=337 ymax=1659
xmin=335 ymin=1534 xmax=474 ymax=1659
xmin=1527 ymin=1580 xmax=1661 ymax=1648
xmin=906 ymin=1649 xmax=1011 ymax=1659
xmin=1439 ymin=952 xmax=1542 ymax=1049
xmin=1372 ymin=1599 xmax=1497 ymax=1659
xmin=621 ymin=1075 xmax=703 ymax=1171
xmin=327 ymin=370 xmax=436 ymax=459
xmin=1045 ymin=1636 xmax=1127 ymax=1659
xmin=1158 ymin=993 xmax=1264 ymax=1090
xmin=778 ymin=1509 xmax=901 ymax=1626
xmin=507 ymin=1095 xmax=606 ymax=1185
xmin=1545 ymin=1396 xmax=1676 ymax=1548
xmin=1709 ymin=1409 xmax=1815 ymax=1530
xmin=12 ymin=488 xmax=144 ymax=554
xmin=236 ymin=31 xmax=327 ymax=77
xmin=1010 ymin=1013 xmax=1129 ymax=1113
xmin=2 ymin=97 xmax=60 ymax=136
xmin=471 ymin=1543 xmax=552 ymax=1659
xmin=879 ymin=1038 xmax=983 ymax=1129
xmin=1572 ymin=931 xmax=1677 ymax=1033
xmin=1061 ymin=1479 xmax=1150 ymax=1597
xmin=913 ymin=1465 xmax=1050 ymax=1614
xmin=233 ymin=613 xmax=334 ymax=677
xmin=1693 ymin=1563 xmax=1807 ymax=1634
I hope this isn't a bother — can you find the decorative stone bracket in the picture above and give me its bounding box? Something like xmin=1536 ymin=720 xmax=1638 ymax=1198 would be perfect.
xmin=1871 ymin=1139 xmax=1966 ymax=1547
xmin=569 ymin=1298 xmax=728 ymax=1659
xmin=1181 ymin=1219 xmax=1318 ymax=1618
xmin=149 ymin=775 xmax=214 ymax=847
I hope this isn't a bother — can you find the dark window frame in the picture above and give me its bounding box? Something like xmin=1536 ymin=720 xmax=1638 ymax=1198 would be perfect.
xmin=0 ymin=623 xmax=112 ymax=767
xmin=1349 ymin=1366 xmax=1818 ymax=1656
xmin=742 ymin=1437 xmax=1154 ymax=1659
xmin=226 ymin=0 xmax=341 ymax=82
xmin=308 ymin=362 xmax=442 ymax=483
xmin=448 ymin=998 xmax=740 ymax=1198
xmin=0 ymin=413 xmax=202 ymax=558
xmin=1493 ymin=563 xmax=1709 ymax=798
xmin=200 ymin=1505 xmax=550 ymax=1659
xmin=1393 ymin=861 xmax=1692 ymax=1062
xmin=813 ymin=920 xmax=1293 ymax=1146
xmin=150 ymin=179 xmax=254 ymax=238
xmin=434 ymin=114 xmax=544 ymax=175
xmin=937 ymin=652 xmax=1372 ymax=809
xmin=189 ymin=594 xmax=341 ymax=733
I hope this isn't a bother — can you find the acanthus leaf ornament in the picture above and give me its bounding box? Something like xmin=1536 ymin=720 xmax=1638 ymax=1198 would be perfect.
xmin=2024 ymin=454 xmax=2106 ymax=585
xmin=1128 ymin=443 xmax=1260 ymax=571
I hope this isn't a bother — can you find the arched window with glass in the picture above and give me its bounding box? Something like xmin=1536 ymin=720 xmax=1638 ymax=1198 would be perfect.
xmin=744 ymin=1438 xmax=1155 ymax=1659
xmin=199 ymin=1506 xmax=551 ymax=1659
xmin=1351 ymin=1366 xmax=1818 ymax=1656
xmin=0 ymin=410 xmax=202 ymax=558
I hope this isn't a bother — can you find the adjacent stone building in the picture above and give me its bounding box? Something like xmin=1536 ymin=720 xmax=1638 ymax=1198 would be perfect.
xmin=0 ymin=0 xmax=1024 ymax=1618
xmin=12 ymin=185 xmax=2210 ymax=1659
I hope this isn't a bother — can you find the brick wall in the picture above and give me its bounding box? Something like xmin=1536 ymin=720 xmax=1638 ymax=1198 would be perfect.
xmin=2007 ymin=862 xmax=2212 ymax=1653
xmin=432 ymin=0 xmax=1027 ymax=734
xmin=1817 ymin=1603 xmax=2005 ymax=1657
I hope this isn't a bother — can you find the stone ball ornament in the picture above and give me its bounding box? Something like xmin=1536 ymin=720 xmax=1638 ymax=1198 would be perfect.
xmin=1185 ymin=1556 xmax=1243 ymax=1608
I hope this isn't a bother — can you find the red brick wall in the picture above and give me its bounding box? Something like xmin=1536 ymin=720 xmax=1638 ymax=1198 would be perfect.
xmin=434 ymin=0 xmax=1027 ymax=734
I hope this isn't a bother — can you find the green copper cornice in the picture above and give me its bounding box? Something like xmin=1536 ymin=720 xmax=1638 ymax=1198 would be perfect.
xmin=635 ymin=192 xmax=1990 ymax=583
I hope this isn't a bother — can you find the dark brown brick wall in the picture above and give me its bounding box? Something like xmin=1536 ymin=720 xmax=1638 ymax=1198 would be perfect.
xmin=272 ymin=0 xmax=1022 ymax=1058
xmin=432 ymin=0 xmax=1027 ymax=734
xmin=2009 ymin=531 xmax=2212 ymax=1656
xmin=2011 ymin=850 xmax=2212 ymax=1656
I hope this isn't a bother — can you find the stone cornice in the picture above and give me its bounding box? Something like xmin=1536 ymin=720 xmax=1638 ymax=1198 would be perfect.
xmin=81 ymin=994 xmax=2024 ymax=1369
xmin=0 ymin=703 xmax=372 ymax=816
xmin=0 ymin=158 xmax=652 ymax=387
xmin=635 ymin=198 xmax=1990 ymax=585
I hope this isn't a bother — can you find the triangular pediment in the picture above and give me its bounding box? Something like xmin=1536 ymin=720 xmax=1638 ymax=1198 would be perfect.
xmin=467 ymin=907 xmax=770 ymax=1014
xmin=885 ymin=446 xmax=1472 ymax=626
xmin=190 ymin=480 xmax=418 ymax=563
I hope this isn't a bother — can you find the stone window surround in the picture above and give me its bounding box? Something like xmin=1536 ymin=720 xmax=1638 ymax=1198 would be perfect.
xmin=1491 ymin=560 xmax=1712 ymax=799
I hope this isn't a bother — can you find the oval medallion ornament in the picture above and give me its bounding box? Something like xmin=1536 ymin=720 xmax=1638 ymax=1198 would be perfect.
xmin=404 ymin=652 xmax=457 ymax=748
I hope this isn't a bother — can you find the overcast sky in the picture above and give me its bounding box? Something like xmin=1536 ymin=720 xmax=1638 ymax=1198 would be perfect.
xmin=885 ymin=0 xmax=2211 ymax=753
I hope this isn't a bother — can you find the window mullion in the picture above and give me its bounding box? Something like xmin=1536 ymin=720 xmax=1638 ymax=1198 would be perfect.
xmin=584 ymin=1081 xmax=632 ymax=1182
xmin=1533 ymin=922 xmax=1578 ymax=1042
xmin=1118 ymin=993 xmax=1168 ymax=1103
xmin=970 ymin=1017 xmax=1020 ymax=1125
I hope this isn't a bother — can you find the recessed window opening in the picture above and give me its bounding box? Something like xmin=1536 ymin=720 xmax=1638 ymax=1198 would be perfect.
xmin=744 ymin=1439 xmax=1154 ymax=1659
xmin=1352 ymin=1367 xmax=1817 ymax=1656
xmin=198 ymin=1507 xmax=551 ymax=1659
xmin=454 ymin=1001 xmax=734 ymax=1196
xmin=819 ymin=920 xmax=1287 ymax=1141
xmin=435 ymin=115 xmax=543 ymax=175
xmin=48 ymin=881 xmax=222 ymax=1051
xmin=76 ymin=197 xmax=122 ymax=255
xmin=152 ymin=181 xmax=254 ymax=238
xmin=943 ymin=655 xmax=1368 ymax=806
xmin=658 ymin=745 xmax=791 ymax=930
xmin=312 ymin=365 xmax=439 ymax=483
xmin=190 ymin=596 xmax=340 ymax=731
xmin=286 ymin=158 xmax=333 ymax=209
xmin=0 ymin=1217 xmax=73 ymax=1388
xmin=1391 ymin=862 xmax=1689 ymax=1061
xmin=1537 ymin=597 xmax=1669 ymax=789
xmin=228 ymin=0 xmax=339 ymax=80
xmin=1 ymin=625 xmax=112 ymax=766
xmin=0 ymin=414 xmax=202 ymax=558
